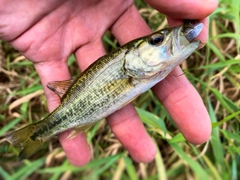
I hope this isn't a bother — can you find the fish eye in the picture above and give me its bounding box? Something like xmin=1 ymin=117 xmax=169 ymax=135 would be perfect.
xmin=149 ymin=34 xmax=164 ymax=46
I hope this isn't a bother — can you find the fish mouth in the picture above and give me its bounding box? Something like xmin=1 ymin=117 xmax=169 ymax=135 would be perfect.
xmin=164 ymin=21 xmax=203 ymax=67
xmin=182 ymin=21 xmax=203 ymax=42
xmin=170 ymin=21 xmax=203 ymax=53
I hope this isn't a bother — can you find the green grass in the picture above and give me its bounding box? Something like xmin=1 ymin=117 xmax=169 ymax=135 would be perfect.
xmin=0 ymin=0 xmax=240 ymax=179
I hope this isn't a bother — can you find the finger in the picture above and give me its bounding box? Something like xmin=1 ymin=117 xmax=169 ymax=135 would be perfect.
xmin=152 ymin=67 xmax=211 ymax=144
xmin=74 ymin=38 xmax=106 ymax=70
xmin=110 ymin=7 xmax=151 ymax=44
xmin=108 ymin=5 xmax=157 ymax=163
xmin=0 ymin=0 xmax=63 ymax=41
xmin=145 ymin=0 xmax=218 ymax=19
xmin=34 ymin=61 xmax=91 ymax=166
xmin=107 ymin=104 xmax=156 ymax=163
xmin=58 ymin=130 xmax=91 ymax=166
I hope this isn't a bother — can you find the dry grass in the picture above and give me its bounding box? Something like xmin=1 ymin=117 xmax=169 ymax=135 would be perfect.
xmin=0 ymin=0 xmax=240 ymax=179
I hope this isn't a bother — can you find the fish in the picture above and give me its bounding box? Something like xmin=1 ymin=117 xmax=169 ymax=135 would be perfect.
xmin=0 ymin=21 xmax=203 ymax=159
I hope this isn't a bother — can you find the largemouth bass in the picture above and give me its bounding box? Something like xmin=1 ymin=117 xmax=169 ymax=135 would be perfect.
xmin=1 ymin=21 xmax=203 ymax=159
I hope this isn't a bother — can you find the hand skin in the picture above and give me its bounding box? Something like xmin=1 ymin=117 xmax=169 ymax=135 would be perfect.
xmin=0 ymin=0 xmax=218 ymax=166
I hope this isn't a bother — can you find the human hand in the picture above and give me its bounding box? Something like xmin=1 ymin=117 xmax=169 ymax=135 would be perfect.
xmin=0 ymin=0 xmax=218 ymax=166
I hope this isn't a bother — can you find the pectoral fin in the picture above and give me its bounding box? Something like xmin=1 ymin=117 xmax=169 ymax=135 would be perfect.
xmin=47 ymin=79 xmax=74 ymax=98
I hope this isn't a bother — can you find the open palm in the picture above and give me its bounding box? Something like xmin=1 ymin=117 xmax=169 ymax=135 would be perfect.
xmin=0 ymin=0 xmax=218 ymax=166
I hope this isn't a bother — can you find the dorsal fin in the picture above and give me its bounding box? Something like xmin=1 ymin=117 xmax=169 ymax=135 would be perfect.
xmin=47 ymin=79 xmax=74 ymax=99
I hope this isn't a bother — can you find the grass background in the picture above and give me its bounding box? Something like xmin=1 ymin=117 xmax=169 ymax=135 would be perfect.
xmin=0 ymin=0 xmax=240 ymax=179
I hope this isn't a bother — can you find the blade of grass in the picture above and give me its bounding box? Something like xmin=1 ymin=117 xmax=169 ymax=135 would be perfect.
xmin=94 ymin=154 xmax=121 ymax=175
xmin=39 ymin=154 xmax=122 ymax=174
xmin=208 ymin=42 xmax=226 ymax=61
xmin=14 ymin=85 xmax=43 ymax=96
xmin=123 ymin=156 xmax=138 ymax=180
xmin=199 ymin=59 xmax=240 ymax=69
xmin=103 ymin=34 xmax=117 ymax=49
xmin=68 ymin=54 xmax=76 ymax=66
xmin=154 ymin=140 xmax=167 ymax=180
xmin=231 ymin=0 xmax=240 ymax=53
xmin=220 ymin=130 xmax=240 ymax=179
xmin=168 ymin=133 xmax=186 ymax=143
xmin=220 ymin=129 xmax=240 ymax=144
xmin=210 ymin=33 xmax=240 ymax=41
xmin=0 ymin=166 xmax=11 ymax=180
xmin=11 ymin=158 xmax=45 ymax=180
xmin=87 ymin=121 xmax=101 ymax=143
xmin=210 ymin=88 xmax=239 ymax=113
xmin=170 ymin=143 xmax=209 ymax=179
xmin=212 ymin=111 xmax=240 ymax=128
xmin=0 ymin=117 xmax=23 ymax=136
xmin=136 ymin=107 xmax=167 ymax=136
xmin=112 ymin=157 xmax=125 ymax=180
xmin=202 ymin=155 xmax=222 ymax=180
xmin=231 ymin=156 xmax=238 ymax=180
xmin=49 ymin=160 xmax=69 ymax=180
xmin=208 ymin=98 xmax=224 ymax=168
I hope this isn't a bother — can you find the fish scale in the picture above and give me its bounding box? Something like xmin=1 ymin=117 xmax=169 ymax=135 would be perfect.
xmin=29 ymin=47 xmax=132 ymax=140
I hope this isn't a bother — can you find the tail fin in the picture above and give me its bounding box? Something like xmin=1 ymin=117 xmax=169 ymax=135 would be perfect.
xmin=1 ymin=123 xmax=44 ymax=159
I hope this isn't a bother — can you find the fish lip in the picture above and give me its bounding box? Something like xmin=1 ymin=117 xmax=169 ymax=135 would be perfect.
xmin=182 ymin=22 xmax=203 ymax=41
xmin=165 ymin=23 xmax=201 ymax=64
